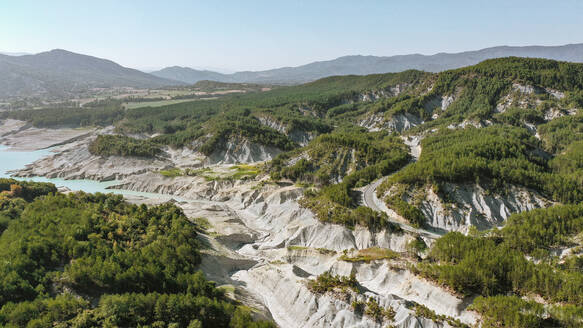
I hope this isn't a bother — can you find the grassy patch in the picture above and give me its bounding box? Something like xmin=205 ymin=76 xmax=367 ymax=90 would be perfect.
xmin=230 ymin=164 xmax=261 ymax=180
xmin=160 ymin=168 xmax=183 ymax=177
xmin=316 ymin=248 xmax=337 ymax=255
xmin=340 ymin=247 xmax=400 ymax=263
xmin=286 ymin=246 xmax=337 ymax=255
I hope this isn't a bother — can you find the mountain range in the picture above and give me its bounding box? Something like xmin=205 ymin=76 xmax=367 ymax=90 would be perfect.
xmin=0 ymin=49 xmax=180 ymax=99
xmin=151 ymin=43 xmax=583 ymax=84
xmin=1 ymin=43 xmax=583 ymax=99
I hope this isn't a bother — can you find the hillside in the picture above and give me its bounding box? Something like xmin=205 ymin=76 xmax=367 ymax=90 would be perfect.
xmin=152 ymin=43 xmax=583 ymax=84
xmin=3 ymin=56 xmax=583 ymax=327
xmin=0 ymin=49 xmax=182 ymax=99
xmin=151 ymin=66 xmax=231 ymax=84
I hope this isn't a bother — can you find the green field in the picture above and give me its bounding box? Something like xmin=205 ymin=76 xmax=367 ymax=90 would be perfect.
xmin=124 ymin=98 xmax=200 ymax=109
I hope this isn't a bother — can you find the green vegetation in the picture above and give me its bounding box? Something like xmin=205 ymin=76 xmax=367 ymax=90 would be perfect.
xmin=88 ymin=134 xmax=161 ymax=157
xmin=124 ymin=98 xmax=198 ymax=109
xmin=418 ymin=231 xmax=583 ymax=303
xmin=0 ymin=178 xmax=57 ymax=201
xmin=469 ymin=296 xmax=545 ymax=328
xmin=160 ymin=167 xmax=184 ymax=178
xmin=230 ymin=164 xmax=261 ymax=180
xmin=0 ymin=100 xmax=123 ymax=128
xmin=412 ymin=303 xmax=468 ymax=328
xmin=6 ymin=57 xmax=583 ymax=326
xmin=339 ymin=247 xmax=400 ymax=263
xmin=159 ymin=164 xmax=261 ymax=181
xmin=538 ymin=111 xmax=583 ymax=152
xmin=379 ymin=125 xmax=583 ymax=212
xmin=307 ymin=272 xmax=358 ymax=294
xmin=363 ymin=298 xmax=395 ymax=322
xmin=468 ymin=295 xmax=583 ymax=328
xmin=413 ymin=202 xmax=583 ymax=326
xmin=270 ymin=127 xmax=410 ymax=230
xmin=300 ymin=195 xmax=402 ymax=231
xmin=385 ymin=193 xmax=426 ymax=228
xmin=270 ymin=127 xmax=410 ymax=185
xmin=0 ymin=182 xmax=273 ymax=327
xmin=501 ymin=203 xmax=583 ymax=254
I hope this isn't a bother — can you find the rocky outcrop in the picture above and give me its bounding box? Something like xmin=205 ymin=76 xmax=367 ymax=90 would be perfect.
xmin=217 ymin=184 xmax=477 ymax=327
xmin=359 ymin=112 xmax=423 ymax=133
xmin=495 ymin=83 xmax=566 ymax=113
xmin=257 ymin=116 xmax=316 ymax=146
xmin=446 ymin=119 xmax=492 ymax=130
xmin=359 ymin=94 xmax=456 ymax=133
xmin=398 ymin=183 xmax=551 ymax=232
xmin=12 ymin=136 xmax=168 ymax=181
xmin=233 ymin=263 xmax=468 ymax=328
xmin=206 ymin=136 xmax=282 ymax=164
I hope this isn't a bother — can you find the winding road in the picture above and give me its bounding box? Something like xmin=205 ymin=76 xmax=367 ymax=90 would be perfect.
xmin=360 ymin=136 xmax=443 ymax=240
xmin=361 ymin=177 xmax=442 ymax=240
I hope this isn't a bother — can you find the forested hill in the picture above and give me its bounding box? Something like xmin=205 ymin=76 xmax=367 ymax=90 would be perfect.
xmin=4 ymin=56 xmax=583 ymax=165
xmin=151 ymin=43 xmax=583 ymax=84
xmin=0 ymin=179 xmax=274 ymax=327
xmin=0 ymin=49 xmax=182 ymax=99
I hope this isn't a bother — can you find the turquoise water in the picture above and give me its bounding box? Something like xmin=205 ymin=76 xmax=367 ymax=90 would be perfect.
xmin=0 ymin=145 xmax=181 ymax=200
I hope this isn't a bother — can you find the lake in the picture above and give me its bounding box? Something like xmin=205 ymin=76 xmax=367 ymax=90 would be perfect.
xmin=0 ymin=145 xmax=180 ymax=200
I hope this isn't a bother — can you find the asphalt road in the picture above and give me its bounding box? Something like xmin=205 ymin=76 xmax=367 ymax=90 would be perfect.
xmin=361 ymin=176 xmax=442 ymax=240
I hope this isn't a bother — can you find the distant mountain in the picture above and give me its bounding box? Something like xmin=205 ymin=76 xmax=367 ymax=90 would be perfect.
xmin=0 ymin=49 xmax=181 ymax=99
xmin=152 ymin=66 xmax=230 ymax=85
xmin=152 ymin=43 xmax=583 ymax=85
xmin=0 ymin=52 xmax=31 ymax=56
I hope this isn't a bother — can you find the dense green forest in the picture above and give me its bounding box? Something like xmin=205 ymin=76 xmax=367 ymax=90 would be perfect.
xmin=89 ymin=135 xmax=162 ymax=157
xmin=0 ymin=179 xmax=273 ymax=327
xmin=378 ymin=125 xmax=583 ymax=205
xmin=0 ymin=101 xmax=124 ymax=128
xmin=413 ymin=202 xmax=583 ymax=327
xmin=270 ymin=126 xmax=409 ymax=185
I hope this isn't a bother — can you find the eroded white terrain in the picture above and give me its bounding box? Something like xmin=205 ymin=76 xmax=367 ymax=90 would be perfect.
xmin=2 ymin=118 xmax=547 ymax=327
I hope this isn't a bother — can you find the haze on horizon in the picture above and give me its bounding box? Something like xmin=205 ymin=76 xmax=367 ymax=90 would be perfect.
xmin=1 ymin=0 xmax=582 ymax=72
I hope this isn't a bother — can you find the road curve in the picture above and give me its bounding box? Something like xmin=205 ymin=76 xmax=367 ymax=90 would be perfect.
xmin=361 ymin=176 xmax=442 ymax=240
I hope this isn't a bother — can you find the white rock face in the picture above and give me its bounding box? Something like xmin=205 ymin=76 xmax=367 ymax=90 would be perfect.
xmin=5 ymin=123 xmax=284 ymax=179
xmin=221 ymin=186 xmax=478 ymax=327
xmin=206 ymin=136 xmax=281 ymax=164
xmin=359 ymin=113 xmax=423 ymax=133
xmin=401 ymin=135 xmax=422 ymax=160
xmin=118 ymin=176 xmax=477 ymax=327
xmin=0 ymin=119 xmax=28 ymax=138
xmin=446 ymin=119 xmax=492 ymax=130
xmin=233 ymin=263 xmax=465 ymax=328
xmin=257 ymin=116 xmax=316 ymax=146
xmin=410 ymin=183 xmax=551 ymax=232
xmin=495 ymin=83 xmax=569 ymax=114
xmin=359 ymin=94 xmax=456 ymax=133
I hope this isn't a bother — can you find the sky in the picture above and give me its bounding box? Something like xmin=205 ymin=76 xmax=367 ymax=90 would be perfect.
xmin=1 ymin=0 xmax=582 ymax=72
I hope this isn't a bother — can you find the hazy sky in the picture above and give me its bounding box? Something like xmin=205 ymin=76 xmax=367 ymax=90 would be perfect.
xmin=1 ymin=0 xmax=582 ymax=71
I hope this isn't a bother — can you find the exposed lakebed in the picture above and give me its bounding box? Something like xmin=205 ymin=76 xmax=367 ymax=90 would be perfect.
xmin=0 ymin=145 xmax=180 ymax=200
